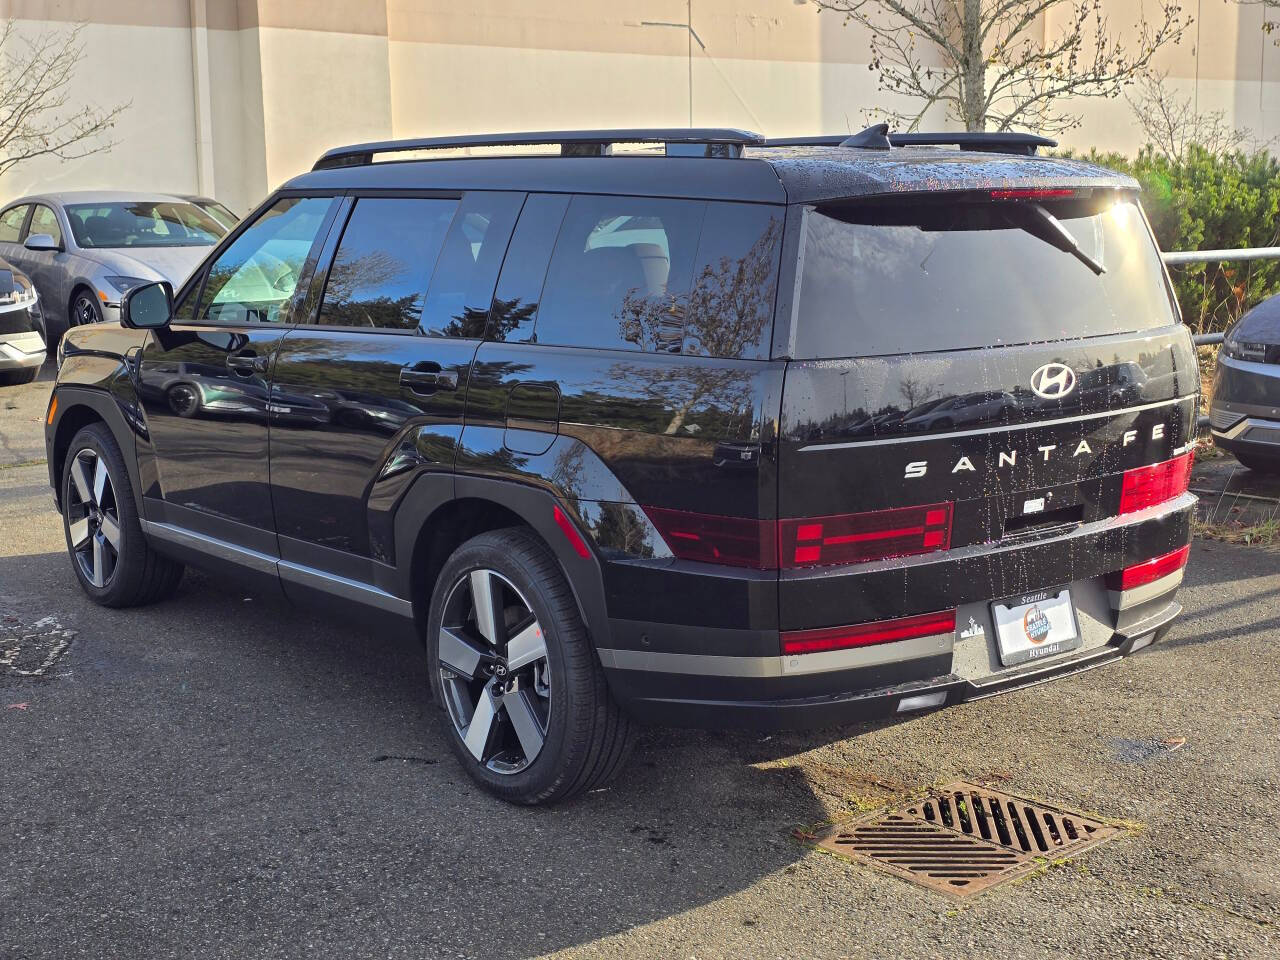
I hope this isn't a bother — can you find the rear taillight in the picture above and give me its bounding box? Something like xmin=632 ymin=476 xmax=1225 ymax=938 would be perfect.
xmin=641 ymin=506 xmax=776 ymax=569
xmin=781 ymin=609 xmax=956 ymax=655
xmin=1119 ymin=452 xmax=1193 ymax=515
xmin=641 ymin=502 xmax=954 ymax=570
xmin=778 ymin=503 xmax=953 ymax=569
xmin=1105 ymin=544 xmax=1190 ymax=591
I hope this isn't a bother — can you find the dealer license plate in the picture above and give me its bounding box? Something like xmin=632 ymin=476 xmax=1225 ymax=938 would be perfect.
xmin=991 ymin=588 xmax=1080 ymax=667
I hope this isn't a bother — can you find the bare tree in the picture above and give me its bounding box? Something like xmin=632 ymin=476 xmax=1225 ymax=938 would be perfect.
xmin=0 ymin=21 xmax=127 ymax=179
xmin=1126 ymin=70 xmax=1261 ymax=161
xmin=808 ymin=0 xmax=1187 ymax=133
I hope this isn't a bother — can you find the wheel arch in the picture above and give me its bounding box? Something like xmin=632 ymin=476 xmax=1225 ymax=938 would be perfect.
xmin=66 ymin=281 xmax=101 ymax=325
xmin=393 ymin=473 xmax=613 ymax=653
xmin=47 ymin=387 xmax=145 ymax=515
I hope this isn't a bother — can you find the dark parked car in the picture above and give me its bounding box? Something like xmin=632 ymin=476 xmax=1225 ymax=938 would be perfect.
xmin=1210 ymin=293 xmax=1280 ymax=473
xmin=44 ymin=127 xmax=1198 ymax=804
xmin=0 ymin=255 xmax=44 ymax=384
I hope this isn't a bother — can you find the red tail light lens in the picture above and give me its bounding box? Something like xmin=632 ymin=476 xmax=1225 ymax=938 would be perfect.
xmin=778 ymin=503 xmax=953 ymax=569
xmin=781 ymin=609 xmax=956 ymax=656
xmin=642 ymin=506 xmax=777 ymax=569
xmin=1106 ymin=544 xmax=1190 ymax=591
xmin=1119 ymin=452 xmax=1193 ymax=515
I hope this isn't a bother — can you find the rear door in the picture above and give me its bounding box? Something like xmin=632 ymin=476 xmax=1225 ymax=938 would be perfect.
xmin=135 ymin=194 xmax=339 ymax=554
xmin=775 ymin=191 xmax=1197 ymax=626
xmin=267 ymin=190 xmax=522 ymax=584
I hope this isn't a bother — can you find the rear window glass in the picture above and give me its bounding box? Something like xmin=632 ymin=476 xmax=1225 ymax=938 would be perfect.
xmin=794 ymin=195 xmax=1176 ymax=359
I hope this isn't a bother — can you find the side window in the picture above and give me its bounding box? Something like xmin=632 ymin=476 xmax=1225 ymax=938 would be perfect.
xmin=0 ymin=205 xmax=29 ymax=243
xmin=680 ymin=203 xmax=783 ymax=360
xmin=317 ymin=197 xmax=456 ymax=330
xmin=196 ymin=196 xmax=335 ymax=324
xmin=420 ymin=191 xmax=523 ymax=337
xmin=29 ymin=205 xmax=63 ymax=247
xmin=533 ymin=195 xmax=705 ymax=352
xmin=488 ymin=193 xmax=569 ymax=342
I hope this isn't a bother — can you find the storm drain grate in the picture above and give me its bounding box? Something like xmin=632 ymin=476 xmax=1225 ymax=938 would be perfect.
xmin=814 ymin=780 xmax=1119 ymax=897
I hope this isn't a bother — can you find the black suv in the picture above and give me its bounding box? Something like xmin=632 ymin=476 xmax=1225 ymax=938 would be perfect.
xmin=45 ymin=127 xmax=1198 ymax=804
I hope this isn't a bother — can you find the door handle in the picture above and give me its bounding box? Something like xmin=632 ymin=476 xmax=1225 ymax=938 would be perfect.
xmin=226 ymin=351 xmax=268 ymax=376
xmin=400 ymin=365 xmax=458 ymax=394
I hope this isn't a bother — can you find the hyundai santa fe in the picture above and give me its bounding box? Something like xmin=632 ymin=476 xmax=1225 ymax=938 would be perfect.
xmin=44 ymin=126 xmax=1198 ymax=804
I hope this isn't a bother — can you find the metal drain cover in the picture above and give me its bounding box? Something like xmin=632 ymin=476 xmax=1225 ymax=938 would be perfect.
xmin=815 ymin=780 xmax=1119 ymax=897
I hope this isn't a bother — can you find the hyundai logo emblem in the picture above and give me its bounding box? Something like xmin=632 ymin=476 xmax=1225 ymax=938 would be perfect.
xmin=1030 ymin=363 xmax=1077 ymax=399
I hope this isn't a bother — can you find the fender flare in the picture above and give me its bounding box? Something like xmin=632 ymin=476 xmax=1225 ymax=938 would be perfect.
xmin=391 ymin=472 xmax=613 ymax=652
xmin=46 ymin=384 xmax=146 ymax=515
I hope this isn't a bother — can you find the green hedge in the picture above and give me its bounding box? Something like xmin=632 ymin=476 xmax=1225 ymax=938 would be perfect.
xmin=1071 ymin=146 xmax=1280 ymax=333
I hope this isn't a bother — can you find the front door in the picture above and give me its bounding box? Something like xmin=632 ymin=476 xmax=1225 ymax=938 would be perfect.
xmin=267 ymin=191 xmax=523 ymax=579
xmin=135 ymin=194 xmax=340 ymax=553
xmin=22 ymin=204 xmax=70 ymax=323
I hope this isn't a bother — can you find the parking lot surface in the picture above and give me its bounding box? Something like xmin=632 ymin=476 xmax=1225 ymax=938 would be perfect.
xmin=3 ymin=365 xmax=1279 ymax=960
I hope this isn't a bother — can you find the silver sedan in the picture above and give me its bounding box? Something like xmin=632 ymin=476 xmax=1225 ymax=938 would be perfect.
xmin=0 ymin=191 xmax=230 ymax=347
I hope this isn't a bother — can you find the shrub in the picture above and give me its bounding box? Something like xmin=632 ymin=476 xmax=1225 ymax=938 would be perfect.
xmin=1074 ymin=146 xmax=1280 ymax=333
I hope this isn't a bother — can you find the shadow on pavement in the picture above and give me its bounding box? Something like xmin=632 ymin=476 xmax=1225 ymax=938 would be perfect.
xmin=0 ymin=549 xmax=901 ymax=959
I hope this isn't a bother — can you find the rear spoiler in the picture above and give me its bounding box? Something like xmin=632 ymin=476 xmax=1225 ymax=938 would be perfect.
xmin=764 ymin=124 xmax=1057 ymax=156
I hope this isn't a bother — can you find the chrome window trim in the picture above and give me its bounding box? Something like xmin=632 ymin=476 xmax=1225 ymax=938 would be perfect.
xmin=798 ymin=394 xmax=1197 ymax=452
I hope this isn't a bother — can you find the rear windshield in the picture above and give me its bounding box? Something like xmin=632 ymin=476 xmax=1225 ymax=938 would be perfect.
xmin=66 ymin=201 xmax=226 ymax=248
xmin=793 ymin=194 xmax=1176 ymax=359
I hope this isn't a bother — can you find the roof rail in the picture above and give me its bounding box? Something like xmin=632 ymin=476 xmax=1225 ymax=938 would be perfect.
xmin=763 ymin=126 xmax=1058 ymax=156
xmin=313 ymin=128 xmax=766 ymax=170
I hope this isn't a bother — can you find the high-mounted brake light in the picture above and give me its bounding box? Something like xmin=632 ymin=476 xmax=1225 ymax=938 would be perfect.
xmin=641 ymin=502 xmax=955 ymax=570
xmin=781 ymin=609 xmax=956 ymax=656
xmin=778 ymin=502 xmax=953 ymax=569
xmin=989 ymin=188 xmax=1077 ymax=200
xmin=1119 ymin=452 xmax=1193 ymax=515
xmin=1106 ymin=544 xmax=1190 ymax=591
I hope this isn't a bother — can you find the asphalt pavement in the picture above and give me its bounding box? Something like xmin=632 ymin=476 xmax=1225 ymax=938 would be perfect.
xmin=2 ymin=362 xmax=1279 ymax=960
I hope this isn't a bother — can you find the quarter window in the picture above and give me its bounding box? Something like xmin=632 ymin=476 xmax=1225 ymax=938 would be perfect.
xmin=526 ymin=195 xmax=782 ymax=358
xmin=0 ymin=205 xmax=29 ymax=243
xmin=196 ymin=196 xmax=335 ymax=325
xmin=317 ymin=197 xmax=456 ymax=330
xmin=29 ymin=205 xmax=62 ymax=247
xmin=534 ymin=195 xmax=704 ymax=352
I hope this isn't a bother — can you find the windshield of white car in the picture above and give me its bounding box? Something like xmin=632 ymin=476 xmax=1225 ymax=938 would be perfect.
xmin=65 ymin=201 xmax=227 ymax=248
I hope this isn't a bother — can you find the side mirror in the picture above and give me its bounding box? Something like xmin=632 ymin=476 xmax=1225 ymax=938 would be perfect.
xmin=120 ymin=280 xmax=173 ymax=329
xmin=24 ymin=233 xmax=60 ymax=252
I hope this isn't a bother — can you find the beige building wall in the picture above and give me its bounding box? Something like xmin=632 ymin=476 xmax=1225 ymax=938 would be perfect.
xmin=0 ymin=0 xmax=1273 ymax=214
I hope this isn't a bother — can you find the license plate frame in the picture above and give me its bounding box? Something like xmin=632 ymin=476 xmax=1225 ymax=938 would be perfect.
xmin=990 ymin=587 xmax=1081 ymax=667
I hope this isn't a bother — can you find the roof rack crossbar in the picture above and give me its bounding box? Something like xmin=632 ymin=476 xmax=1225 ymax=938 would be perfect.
xmin=763 ymin=128 xmax=1058 ymax=156
xmin=314 ymin=128 xmax=766 ymax=170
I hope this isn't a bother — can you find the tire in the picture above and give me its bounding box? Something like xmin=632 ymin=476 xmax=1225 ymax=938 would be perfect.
xmin=0 ymin=367 xmax=38 ymax=386
xmin=426 ymin=527 xmax=633 ymax=805
xmin=61 ymin=423 xmax=184 ymax=607
xmin=1233 ymin=451 xmax=1280 ymax=475
xmin=166 ymin=383 xmax=201 ymax=418
xmin=70 ymin=288 xmax=102 ymax=328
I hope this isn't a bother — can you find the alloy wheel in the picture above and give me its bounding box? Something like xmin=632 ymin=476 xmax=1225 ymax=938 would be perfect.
xmin=438 ymin=568 xmax=551 ymax=774
xmin=73 ymin=295 xmax=97 ymax=326
xmin=66 ymin=448 xmax=121 ymax=588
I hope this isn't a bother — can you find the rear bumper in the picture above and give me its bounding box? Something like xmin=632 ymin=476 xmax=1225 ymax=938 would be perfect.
xmin=607 ymin=598 xmax=1181 ymax=730
xmin=597 ymin=493 xmax=1193 ymax=730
